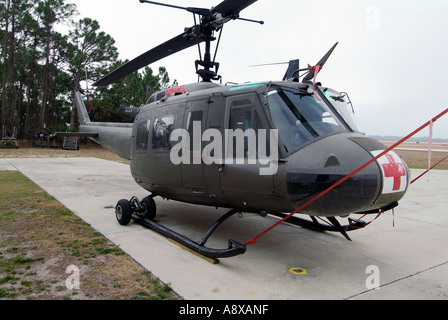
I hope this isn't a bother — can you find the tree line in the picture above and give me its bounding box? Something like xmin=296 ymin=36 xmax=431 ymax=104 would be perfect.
xmin=1 ymin=0 xmax=175 ymax=139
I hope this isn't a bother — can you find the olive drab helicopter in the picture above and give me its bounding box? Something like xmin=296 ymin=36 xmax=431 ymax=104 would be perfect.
xmin=73 ymin=0 xmax=410 ymax=258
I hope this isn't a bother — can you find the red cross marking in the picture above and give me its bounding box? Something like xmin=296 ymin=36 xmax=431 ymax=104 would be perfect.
xmin=381 ymin=153 xmax=407 ymax=191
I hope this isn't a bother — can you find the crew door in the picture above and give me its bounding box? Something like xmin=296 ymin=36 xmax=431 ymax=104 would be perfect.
xmin=219 ymin=93 xmax=276 ymax=196
xmin=146 ymin=105 xmax=183 ymax=189
xmin=180 ymin=100 xmax=207 ymax=191
xmin=180 ymin=96 xmax=224 ymax=195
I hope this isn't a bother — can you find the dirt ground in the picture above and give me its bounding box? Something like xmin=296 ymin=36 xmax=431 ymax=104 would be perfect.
xmin=1 ymin=140 xmax=130 ymax=164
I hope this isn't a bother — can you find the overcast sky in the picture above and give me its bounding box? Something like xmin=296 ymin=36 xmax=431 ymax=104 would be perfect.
xmin=67 ymin=0 xmax=448 ymax=139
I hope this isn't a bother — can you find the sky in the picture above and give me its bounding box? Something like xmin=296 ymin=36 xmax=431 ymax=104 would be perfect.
xmin=65 ymin=0 xmax=448 ymax=139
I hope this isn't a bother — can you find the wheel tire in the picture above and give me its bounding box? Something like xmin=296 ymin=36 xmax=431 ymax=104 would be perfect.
xmin=116 ymin=199 xmax=132 ymax=225
xmin=141 ymin=197 xmax=156 ymax=221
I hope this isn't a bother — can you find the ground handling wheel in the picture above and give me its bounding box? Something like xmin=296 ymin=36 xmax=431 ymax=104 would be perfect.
xmin=115 ymin=199 xmax=132 ymax=225
xmin=115 ymin=195 xmax=246 ymax=259
xmin=140 ymin=196 xmax=156 ymax=220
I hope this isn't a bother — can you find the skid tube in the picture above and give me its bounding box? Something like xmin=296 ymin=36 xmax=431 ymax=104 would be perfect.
xmin=267 ymin=202 xmax=398 ymax=241
xmin=131 ymin=209 xmax=246 ymax=259
xmin=268 ymin=212 xmax=367 ymax=241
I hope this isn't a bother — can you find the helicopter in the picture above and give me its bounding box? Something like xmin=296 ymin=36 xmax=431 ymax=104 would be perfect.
xmin=72 ymin=0 xmax=410 ymax=258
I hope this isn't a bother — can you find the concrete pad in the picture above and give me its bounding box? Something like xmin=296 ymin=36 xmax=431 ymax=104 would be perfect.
xmin=0 ymin=158 xmax=18 ymax=171
xmin=4 ymin=157 xmax=448 ymax=300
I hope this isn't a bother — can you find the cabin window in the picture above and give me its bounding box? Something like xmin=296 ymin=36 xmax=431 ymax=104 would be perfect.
xmin=227 ymin=105 xmax=267 ymax=159
xmin=186 ymin=110 xmax=204 ymax=155
xmin=152 ymin=115 xmax=175 ymax=150
xmin=136 ymin=119 xmax=151 ymax=151
xmin=186 ymin=111 xmax=204 ymax=134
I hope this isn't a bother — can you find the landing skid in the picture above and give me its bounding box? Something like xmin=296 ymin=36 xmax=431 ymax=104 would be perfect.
xmin=115 ymin=197 xmax=246 ymax=259
xmin=268 ymin=212 xmax=370 ymax=241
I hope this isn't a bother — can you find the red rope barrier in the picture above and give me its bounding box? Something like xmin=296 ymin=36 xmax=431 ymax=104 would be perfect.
xmin=245 ymin=107 xmax=448 ymax=246
xmin=411 ymin=154 xmax=448 ymax=184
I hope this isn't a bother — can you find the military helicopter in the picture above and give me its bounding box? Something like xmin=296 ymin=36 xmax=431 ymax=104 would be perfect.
xmin=73 ymin=0 xmax=410 ymax=258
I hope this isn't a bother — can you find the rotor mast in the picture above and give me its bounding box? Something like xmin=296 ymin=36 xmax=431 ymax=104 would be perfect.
xmin=195 ymin=18 xmax=220 ymax=82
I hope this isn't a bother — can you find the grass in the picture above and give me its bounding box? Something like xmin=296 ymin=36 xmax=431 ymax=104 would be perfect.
xmin=0 ymin=170 xmax=179 ymax=300
xmin=395 ymin=149 xmax=448 ymax=170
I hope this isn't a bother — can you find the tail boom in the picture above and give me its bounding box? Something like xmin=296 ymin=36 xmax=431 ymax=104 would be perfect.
xmin=74 ymin=91 xmax=133 ymax=160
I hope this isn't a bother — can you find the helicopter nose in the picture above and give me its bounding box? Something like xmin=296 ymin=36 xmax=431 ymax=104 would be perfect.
xmin=286 ymin=134 xmax=409 ymax=216
xmin=362 ymin=147 xmax=409 ymax=213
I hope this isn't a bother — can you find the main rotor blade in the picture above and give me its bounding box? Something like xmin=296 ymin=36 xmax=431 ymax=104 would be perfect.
xmin=93 ymin=33 xmax=203 ymax=87
xmin=139 ymin=0 xmax=186 ymax=11
xmin=302 ymin=42 xmax=338 ymax=82
xmin=139 ymin=0 xmax=210 ymax=16
xmin=211 ymin=0 xmax=258 ymax=18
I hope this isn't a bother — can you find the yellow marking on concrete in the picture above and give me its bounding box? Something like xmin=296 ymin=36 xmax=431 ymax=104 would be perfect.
xmin=289 ymin=267 xmax=307 ymax=275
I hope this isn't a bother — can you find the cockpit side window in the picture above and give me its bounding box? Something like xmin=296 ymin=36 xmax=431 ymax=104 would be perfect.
xmin=136 ymin=119 xmax=151 ymax=152
xmin=267 ymin=88 xmax=348 ymax=153
xmin=227 ymin=100 xmax=269 ymax=159
xmin=321 ymin=89 xmax=360 ymax=132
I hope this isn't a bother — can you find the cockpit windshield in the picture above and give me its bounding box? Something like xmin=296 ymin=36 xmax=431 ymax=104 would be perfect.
xmin=321 ymin=88 xmax=359 ymax=132
xmin=266 ymin=87 xmax=349 ymax=153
